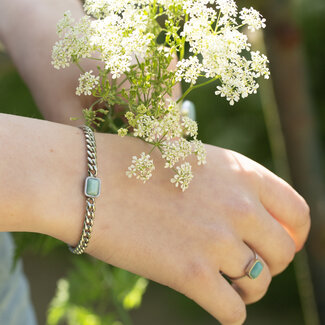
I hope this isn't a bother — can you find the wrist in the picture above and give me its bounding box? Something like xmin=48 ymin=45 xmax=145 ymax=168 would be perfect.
xmin=0 ymin=114 xmax=87 ymax=246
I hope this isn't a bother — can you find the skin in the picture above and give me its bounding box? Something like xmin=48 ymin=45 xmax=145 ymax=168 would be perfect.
xmin=0 ymin=0 xmax=311 ymax=324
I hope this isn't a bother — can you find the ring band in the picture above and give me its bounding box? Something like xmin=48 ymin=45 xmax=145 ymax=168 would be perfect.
xmin=225 ymin=248 xmax=264 ymax=281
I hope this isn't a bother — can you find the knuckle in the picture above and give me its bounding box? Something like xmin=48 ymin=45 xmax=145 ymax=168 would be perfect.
xmin=215 ymin=227 xmax=238 ymax=253
xmin=282 ymin=242 xmax=296 ymax=264
xmin=302 ymin=200 xmax=311 ymax=217
xmin=302 ymin=204 xmax=311 ymax=231
xmin=295 ymin=197 xmax=311 ymax=229
xmin=221 ymin=302 xmax=247 ymax=325
xmin=240 ymin=202 xmax=255 ymax=220
xmin=202 ymin=222 xmax=231 ymax=247
xmin=273 ymin=242 xmax=296 ymax=274
xmin=269 ymin=239 xmax=296 ymax=276
xmin=236 ymin=196 xmax=255 ymax=216
xmin=179 ymin=260 xmax=211 ymax=291
xmin=230 ymin=197 xmax=259 ymax=228
xmin=217 ymin=227 xmax=235 ymax=246
xmin=228 ymin=195 xmax=256 ymax=222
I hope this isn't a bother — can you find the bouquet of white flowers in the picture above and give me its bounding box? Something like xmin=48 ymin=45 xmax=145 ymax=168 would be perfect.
xmin=52 ymin=0 xmax=269 ymax=191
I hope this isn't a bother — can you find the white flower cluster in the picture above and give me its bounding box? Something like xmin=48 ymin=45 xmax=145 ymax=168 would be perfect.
xmin=179 ymin=0 xmax=270 ymax=105
xmin=120 ymin=100 xmax=206 ymax=189
xmin=126 ymin=152 xmax=155 ymax=183
xmin=52 ymin=11 xmax=92 ymax=69
xmin=239 ymin=7 xmax=266 ymax=32
xmin=171 ymin=162 xmax=193 ymax=192
xmin=161 ymin=138 xmax=206 ymax=168
xmin=124 ymin=103 xmax=207 ymax=189
xmin=175 ymin=56 xmax=203 ymax=84
xmin=53 ymin=2 xmax=154 ymax=78
xmin=52 ymin=0 xmax=269 ymax=191
xmin=89 ymin=14 xmax=154 ymax=79
xmin=85 ymin=0 xmax=156 ymax=79
xmin=76 ymin=70 xmax=100 ymax=96
xmin=132 ymin=102 xmax=198 ymax=143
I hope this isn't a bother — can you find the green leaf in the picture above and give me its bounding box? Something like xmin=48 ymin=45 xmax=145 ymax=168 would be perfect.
xmin=47 ymin=279 xmax=70 ymax=325
xmin=122 ymin=277 xmax=149 ymax=310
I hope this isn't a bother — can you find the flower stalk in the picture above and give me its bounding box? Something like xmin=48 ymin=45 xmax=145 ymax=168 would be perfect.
xmin=52 ymin=0 xmax=270 ymax=191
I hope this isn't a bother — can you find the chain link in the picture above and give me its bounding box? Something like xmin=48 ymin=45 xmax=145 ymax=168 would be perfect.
xmin=68 ymin=125 xmax=99 ymax=255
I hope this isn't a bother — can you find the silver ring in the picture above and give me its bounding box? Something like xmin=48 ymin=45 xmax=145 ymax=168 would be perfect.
xmin=223 ymin=248 xmax=264 ymax=281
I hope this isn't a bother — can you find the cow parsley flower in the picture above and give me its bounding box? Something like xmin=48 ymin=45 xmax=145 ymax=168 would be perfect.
xmin=181 ymin=116 xmax=198 ymax=138
xmin=171 ymin=163 xmax=194 ymax=191
xmin=52 ymin=0 xmax=270 ymax=190
xmin=52 ymin=12 xmax=92 ymax=69
xmin=76 ymin=70 xmax=99 ymax=96
xmin=159 ymin=112 xmax=183 ymax=140
xmin=175 ymin=56 xmax=203 ymax=84
xmin=161 ymin=139 xmax=193 ymax=168
xmin=240 ymin=7 xmax=266 ymax=32
xmin=216 ymin=0 xmax=238 ymax=18
xmin=251 ymin=51 xmax=270 ymax=79
xmin=191 ymin=139 xmax=207 ymax=165
xmin=133 ymin=115 xmax=158 ymax=141
xmin=126 ymin=153 xmax=155 ymax=182
xmin=118 ymin=128 xmax=128 ymax=137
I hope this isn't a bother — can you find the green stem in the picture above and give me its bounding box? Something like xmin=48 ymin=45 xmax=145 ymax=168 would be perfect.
xmin=108 ymin=120 xmax=119 ymax=133
xmin=74 ymin=61 xmax=85 ymax=73
xmin=88 ymin=57 xmax=102 ymax=61
xmin=111 ymin=295 xmax=133 ymax=325
xmin=147 ymin=131 xmax=168 ymax=155
xmin=115 ymin=93 xmax=129 ymax=105
xmin=135 ymin=55 xmax=144 ymax=74
xmin=176 ymin=76 xmax=220 ymax=104
xmin=180 ymin=13 xmax=188 ymax=61
xmin=148 ymin=145 xmax=157 ymax=155
xmin=134 ymin=55 xmax=146 ymax=105
xmin=214 ymin=10 xmax=222 ymax=32
xmin=89 ymin=98 xmax=102 ymax=111
xmin=99 ymin=112 xmax=119 ymax=133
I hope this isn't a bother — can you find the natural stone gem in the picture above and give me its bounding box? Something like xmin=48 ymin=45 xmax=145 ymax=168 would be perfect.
xmin=85 ymin=177 xmax=101 ymax=198
xmin=249 ymin=260 xmax=264 ymax=279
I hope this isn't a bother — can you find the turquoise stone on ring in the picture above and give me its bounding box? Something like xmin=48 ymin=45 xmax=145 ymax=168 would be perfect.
xmin=84 ymin=176 xmax=101 ymax=198
xmin=248 ymin=260 xmax=264 ymax=279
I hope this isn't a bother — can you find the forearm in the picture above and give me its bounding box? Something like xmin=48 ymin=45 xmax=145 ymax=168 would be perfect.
xmin=0 ymin=0 xmax=88 ymax=124
xmin=0 ymin=113 xmax=88 ymax=244
xmin=0 ymin=112 xmax=133 ymax=247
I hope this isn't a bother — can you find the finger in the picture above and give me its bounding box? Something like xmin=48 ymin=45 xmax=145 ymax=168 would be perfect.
xmin=235 ymin=201 xmax=296 ymax=276
xmin=178 ymin=264 xmax=246 ymax=325
xmin=256 ymin=164 xmax=310 ymax=251
xmin=219 ymin=239 xmax=271 ymax=304
xmin=230 ymin=254 xmax=271 ymax=305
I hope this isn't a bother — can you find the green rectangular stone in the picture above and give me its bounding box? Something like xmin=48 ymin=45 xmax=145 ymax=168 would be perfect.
xmin=249 ymin=260 xmax=264 ymax=279
xmin=85 ymin=177 xmax=101 ymax=198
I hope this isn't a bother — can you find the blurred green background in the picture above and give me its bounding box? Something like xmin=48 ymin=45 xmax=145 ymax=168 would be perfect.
xmin=0 ymin=0 xmax=324 ymax=324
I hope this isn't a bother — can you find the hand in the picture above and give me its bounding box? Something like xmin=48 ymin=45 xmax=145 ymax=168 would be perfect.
xmin=0 ymin=113 xmax=310 ymax=324
xmin=0 ymin=2 xmax=310 ymax=323
xmin=81 ymin=134 xmax=311 ymax=325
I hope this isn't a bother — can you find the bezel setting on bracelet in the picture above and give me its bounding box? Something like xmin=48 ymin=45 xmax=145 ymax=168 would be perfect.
xmin=84 ymin=176 xmax=101 ymax=198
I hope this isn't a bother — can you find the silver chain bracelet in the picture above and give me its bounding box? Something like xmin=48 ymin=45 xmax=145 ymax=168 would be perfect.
xmin=68 ymin=125 xmax=101 ymax=255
